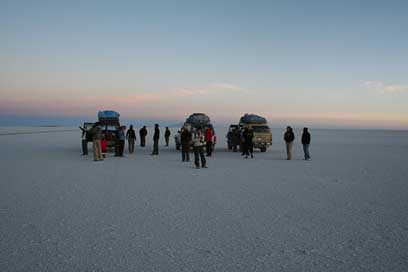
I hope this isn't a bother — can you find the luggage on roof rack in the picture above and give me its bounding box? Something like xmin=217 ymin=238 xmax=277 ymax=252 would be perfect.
xmin=239 ymin=114 xmax=267 ymax=124
xmin=185 ymin=113 xmax=211 ymax=125
xmin=98 ymin=110 xmax=120 ymax=121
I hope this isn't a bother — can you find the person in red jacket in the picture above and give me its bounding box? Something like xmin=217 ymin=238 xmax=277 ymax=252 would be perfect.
xmin=101 ymin=137 xmax=108 ymax=157
xmin=205 ymin=127 xmax=214 ymax=156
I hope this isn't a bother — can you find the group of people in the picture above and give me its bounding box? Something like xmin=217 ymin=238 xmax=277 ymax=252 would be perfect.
xmin=178 ymin=126 xmax=215 ymax=169
xmin=227 ymin=127 xmax=256 ymax=159
xmin=80 ymin=124 xmax=173 ymax=161
xmin=124 ymin=125 xmax=154 ymax=153
xmin=80 ymin=124 xmax=312 ymax=165
xmin=284 ymin=126 xmax=312 ymax=161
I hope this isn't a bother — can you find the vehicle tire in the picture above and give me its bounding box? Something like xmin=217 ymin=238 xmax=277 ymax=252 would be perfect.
xmin=260 ymin=147 xmax=267 ymax=152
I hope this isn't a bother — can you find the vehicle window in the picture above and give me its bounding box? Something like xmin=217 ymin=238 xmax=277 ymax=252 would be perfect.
xmin=252 ymin=126 xmax=270 ymax=133
xmin=84 ymin=123 xmax=95 ymax=129
xmin=98 ymin=125 xmax=118 ymax=131
xmin=106 ymin=125 xmax=118 ymax=131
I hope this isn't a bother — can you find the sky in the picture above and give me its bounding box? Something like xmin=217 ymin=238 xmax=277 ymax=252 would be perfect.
xmin=1 ymin=0 xmax=407 ymax=129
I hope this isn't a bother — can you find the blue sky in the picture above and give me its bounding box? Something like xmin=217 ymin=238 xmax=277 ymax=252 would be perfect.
xmin=1 ymin=0 xmax=407 ymax=128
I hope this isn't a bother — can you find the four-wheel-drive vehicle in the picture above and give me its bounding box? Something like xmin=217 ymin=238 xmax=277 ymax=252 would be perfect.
xmin=97 ymin=110 xmax=121 ymax=149
xmin=226 ymin=124 xmax=239 ymax=150
xmin=239 ymin=113 xmax=272 ymax=152
xmin=175 ymin=113 xmax=216 ymax=150
xmin=82 ymin=110 xmax=121 ymax=150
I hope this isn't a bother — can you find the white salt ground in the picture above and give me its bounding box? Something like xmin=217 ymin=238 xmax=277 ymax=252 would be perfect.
xmin=0 ymin=127 xmax=407 ymax=271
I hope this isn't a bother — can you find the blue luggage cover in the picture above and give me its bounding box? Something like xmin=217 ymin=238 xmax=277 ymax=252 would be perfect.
xmin=98 ymin=110 xmax=120 ymax=120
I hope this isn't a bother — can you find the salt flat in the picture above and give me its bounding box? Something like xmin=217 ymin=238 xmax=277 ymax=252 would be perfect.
xmin=1 ymin=127 xmax=407 ymax=271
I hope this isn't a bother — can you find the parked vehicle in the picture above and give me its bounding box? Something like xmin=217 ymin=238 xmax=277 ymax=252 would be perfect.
xmin=238 ymin=113 xmax=272 ymax=152
xmin=82 ymin=110 xmax=121 ymax=150
xmin=97 ymin=110 xmax=121 ymax=149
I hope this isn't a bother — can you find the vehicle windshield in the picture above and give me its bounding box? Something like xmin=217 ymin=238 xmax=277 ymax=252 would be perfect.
xmin=99 ymin=125 xmax=118 ymax=131
xmin=252 ymin=126 xmax=270 ymax=133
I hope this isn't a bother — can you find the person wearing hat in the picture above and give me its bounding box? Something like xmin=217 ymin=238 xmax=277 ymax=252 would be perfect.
xmin=284 ymin=126 xmax=295 ymax=160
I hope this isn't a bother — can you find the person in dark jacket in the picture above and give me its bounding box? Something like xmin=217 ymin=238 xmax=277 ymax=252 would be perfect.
xmin=301 ymin=127 xmax=311 ymax=160
xmin=164 ymin=127 xmax=171 ymax=147
xmin=79 ymin=126 xmax=88 ymax=155
xmin=232 ymin=128 xmax=240 ymax=152
xmin=284 ymin=126 xmax=295 ymax=160
xmin=115 ymin=126 xmax=126 ymax=157
xmin=151 ymin=124 xmax=160 ymax=155
xmin=126 ymin=125 xmax=137 ymax=153
xmin=242 ymin=128 xmax=254 ymax=159
xmin=240 ymin=129 xmax=246 ymax=156
xmin=180 ymin=127 xmax=192 ymax=162
xmin=139 ymin=126 xmax=147 ymax=147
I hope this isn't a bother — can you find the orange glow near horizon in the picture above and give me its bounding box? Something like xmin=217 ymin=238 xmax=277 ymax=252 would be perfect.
xmin=1 ymin=86 xmax=408 ymax=129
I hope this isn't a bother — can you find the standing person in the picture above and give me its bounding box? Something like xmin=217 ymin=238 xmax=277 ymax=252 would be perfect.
xmin=120 ymin=126 xmax=126 ymax=156
xmin=243 ymin=128 xmax=254 ymax=159
xmin=180 ymin=127 xmax=192 ymax=162
xmin=126 ymin=125 xmax=137 ymax=153
xmin=192 ymin=127 xmax=207 ymax=169
xmin=101 ymin=136 xmax=108 ymax=156
xmin=284 ymin=126 xmax=295 ymax=160
xmin=232 ymin=128 xmax=240 ymax=152
xmin=115 ymin=126 xmax=126 ymax=157
xmin=139 ymin=126 xmax=147 ymax=147
xmin=240 ymin=129 xmax=246 ymax=156
xmin=151 ymin=124 xmax=160 ymax=155
xmin=164 ymin=127 xmax=171 ymax=147
xmin=205 ymin=126 xmax=214 ymax=156
xmin=301 ymin=127 xmax=311 ymax=161
xmin=93 ymin=125 xmax=104 ymax=161
xmin=79 ymin=126 xmax=88 ymax=155
xmin=175 ymin=130 xmax=181 ymax=150
xmin=241 ymin=127 xmax=248 ymax=157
